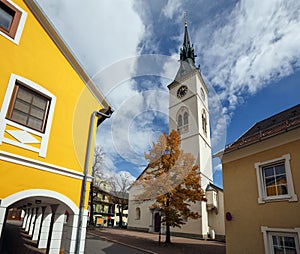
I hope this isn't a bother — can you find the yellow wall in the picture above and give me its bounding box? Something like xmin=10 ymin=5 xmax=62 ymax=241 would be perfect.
xmin=0 ymin=160 xmax=82 ymax=203
xmin=0 ymin=0 xmax=102 ymax=208
xmin=222 ymin=135 xmax=300 ymax=254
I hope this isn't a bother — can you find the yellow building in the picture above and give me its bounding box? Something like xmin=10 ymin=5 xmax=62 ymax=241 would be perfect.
xmin=216 ymin=104 xmax=300 ymax=254
xmin=0 ymin=0 xmax=111 ymax=253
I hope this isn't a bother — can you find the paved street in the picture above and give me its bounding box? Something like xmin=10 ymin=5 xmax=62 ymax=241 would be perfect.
xmin=85 ymin=233 xmax=147 ymax=254
xmin=1 ymin=220 xmax=44 ymax=254
xmin=88 ymin=227 xmax=226 ymax=254
xmin=1 ymin=220 xmax=226 ymax=254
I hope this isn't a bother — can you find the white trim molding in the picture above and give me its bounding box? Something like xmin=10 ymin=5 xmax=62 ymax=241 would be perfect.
xmin=0 ymin=73 xmax=56 ymax=157
xmin=0 ymin=0 xmax=27 ymax=44
xmin=0 ymin=150 xmax=90 ymax=180
xmin=1 ymin=189 xmax=79 ymax=214
xmin=255 ymin=154 xmax=298 ymax=204
xmin=261 ymin=226 xmax=300 ymax=254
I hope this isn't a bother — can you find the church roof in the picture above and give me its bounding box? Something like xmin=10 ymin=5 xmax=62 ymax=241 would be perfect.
xmin=224 ymin=104 xmax=300 ymax=154
xmin=206 ymin=182 xmax=223 ymax=192
xmin=174 ymin=59 xmax=198 ymax=82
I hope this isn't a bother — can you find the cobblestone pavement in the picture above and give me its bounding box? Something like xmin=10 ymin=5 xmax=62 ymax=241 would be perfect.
xmin=88 ymin=227 xmax=226 ymax=254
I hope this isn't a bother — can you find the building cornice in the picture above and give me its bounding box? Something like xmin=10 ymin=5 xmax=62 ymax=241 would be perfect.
xmin=0 ymin=150 xmax=92 ymax=181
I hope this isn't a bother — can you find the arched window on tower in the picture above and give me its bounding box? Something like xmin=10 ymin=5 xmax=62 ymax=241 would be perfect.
xmin=177 ymin=106 xmax=189 ymax=134
xmin=178 ymin=114 xmax=182 ymax=128
xmin=202 ymin=109 xmax=207 ymax=135
xmin=184 ymin=112 xmax=188 ymax=125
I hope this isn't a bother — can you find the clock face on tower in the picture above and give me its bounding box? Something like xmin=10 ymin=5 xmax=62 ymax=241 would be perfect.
xmin=177 ymin=85 xmax=188 ymax=98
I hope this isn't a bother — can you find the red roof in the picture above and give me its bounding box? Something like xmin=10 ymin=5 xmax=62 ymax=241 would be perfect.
xmin=224 ymin=104 xmax=300 ymax=154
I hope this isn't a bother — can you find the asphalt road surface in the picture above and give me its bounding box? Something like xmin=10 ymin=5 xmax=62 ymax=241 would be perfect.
xmin=85 ymin=233 xmax=148 ymax=254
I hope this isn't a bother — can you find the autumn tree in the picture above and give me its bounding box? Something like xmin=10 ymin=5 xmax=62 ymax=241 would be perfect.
xmin=109 ymin=171 xmax=134 ymax=227
xmin=136 ymin=130 xmax=206 ymax=244
xmin=89 ymin=146 xmax=105 ymax=225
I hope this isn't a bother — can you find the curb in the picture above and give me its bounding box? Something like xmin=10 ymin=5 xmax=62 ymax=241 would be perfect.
xmin=87 ymin=231 xmax=158 ymax=254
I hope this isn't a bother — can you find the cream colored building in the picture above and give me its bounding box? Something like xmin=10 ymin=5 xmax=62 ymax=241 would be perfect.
xmin=128 ymin=22 xmax=225 ymax=240
xmin=216 ymin=104 xmax=300 ymax=253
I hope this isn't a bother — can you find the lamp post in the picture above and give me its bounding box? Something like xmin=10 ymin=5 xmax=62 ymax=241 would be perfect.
xmin=75 ymin=108 xmax=112 ymax=254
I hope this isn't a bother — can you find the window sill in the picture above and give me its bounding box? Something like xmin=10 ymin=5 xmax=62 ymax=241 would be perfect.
xmin=258 ymin=194 xmax=298 ymax=204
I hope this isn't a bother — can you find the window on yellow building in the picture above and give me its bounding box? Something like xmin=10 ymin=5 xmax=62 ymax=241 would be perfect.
xmin=271 ymin=234 xmax=298 ymax=253
xmin=262 ymin=163 xmax=287 ymax=197
xmin=255 ymin=154 xmax=297 ymax=204
xmin=6 ymin=81 xmax=51 ymax=133
xmin=0 ymin=0 xmax=22 ymax=39
xmin=261 ymin=227 xmax=300 ymax=254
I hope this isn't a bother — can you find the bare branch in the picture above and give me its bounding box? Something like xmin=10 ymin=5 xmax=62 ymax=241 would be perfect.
xmin=92 ymin=146 xmax=105 ymax=179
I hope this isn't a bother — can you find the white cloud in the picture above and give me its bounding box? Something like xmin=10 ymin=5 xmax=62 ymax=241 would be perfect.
xmin=93 ymin=55 xmax=177 ymax=173
xmin=36 ymin=0 xmax=145 ymax=75
xmin=161 ymin=53 xmax=179 ymax=84
xmin=214 ymin=163 xmax=222 ymax=172
xmin=199 ymin=0 xmax=300 ymax=112
xmin=162 ymin=0 xmax=183 ymax=20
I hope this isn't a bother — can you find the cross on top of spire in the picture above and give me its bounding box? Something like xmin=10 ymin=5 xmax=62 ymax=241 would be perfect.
xmin=184 ymin=12 xmax=188 ymax=27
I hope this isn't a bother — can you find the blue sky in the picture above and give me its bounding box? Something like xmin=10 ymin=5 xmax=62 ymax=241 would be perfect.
xmin=37 ymin=0 xmax=300 ymax=187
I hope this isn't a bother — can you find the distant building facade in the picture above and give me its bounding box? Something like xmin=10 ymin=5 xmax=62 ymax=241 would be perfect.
xmin=114 ymin=205 xmax=128 ymax=227
xmin=217 ymin=104 xmax=300 ymax=253
xmin=91 ymin=181 xmax=129 ymax=228
xmin=128 ymin=21 xmax=225 ymax=240
xmin=92 ymin=183 xmax=115 ymax=227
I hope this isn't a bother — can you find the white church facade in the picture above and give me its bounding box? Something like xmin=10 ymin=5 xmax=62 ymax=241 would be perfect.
xmin=128 ymin=22 xmax=225 ymax=240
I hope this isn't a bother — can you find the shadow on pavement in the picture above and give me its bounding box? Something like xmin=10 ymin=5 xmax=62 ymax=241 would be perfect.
xmin=1 ymin=220 xmax=45 ymax=254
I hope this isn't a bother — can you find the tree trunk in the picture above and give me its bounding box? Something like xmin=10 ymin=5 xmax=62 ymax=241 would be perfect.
xmin=89 ymin=181 xmax=94 ymax=225
xmin=165 ymin=221 xmax=171 ymax=244
xmin=165 ymin=197 xmax=171 ymax=244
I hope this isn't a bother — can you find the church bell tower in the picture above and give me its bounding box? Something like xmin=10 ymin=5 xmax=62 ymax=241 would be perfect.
xmin=167 ymin=20 xmax=213 ymax=237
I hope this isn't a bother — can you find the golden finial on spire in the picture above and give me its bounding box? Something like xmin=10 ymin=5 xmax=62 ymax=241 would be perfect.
xmin=184 ymin=11 xmax=188 ymax=27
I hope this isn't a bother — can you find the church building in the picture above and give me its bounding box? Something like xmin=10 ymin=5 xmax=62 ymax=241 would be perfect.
xmin=128 ymin=21 xmax=225 ymax=240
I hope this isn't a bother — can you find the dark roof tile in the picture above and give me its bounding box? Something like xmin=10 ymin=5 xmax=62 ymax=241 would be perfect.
xmin=224 ymin=104 xmax=300 ymax=153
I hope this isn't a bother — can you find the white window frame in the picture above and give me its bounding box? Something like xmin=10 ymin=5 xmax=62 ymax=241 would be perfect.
xmin=0 ymin=74 xmax=56 ymax=157
xmin=255 ymin=154 xmax=297 ymax=204
xmin=261 ymin=226 xmax=300 ymax=254
xmin=0 ymin=0 xmax=27 ymax=44
xmin=177 ymin=106 xmax=189 ymax=134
